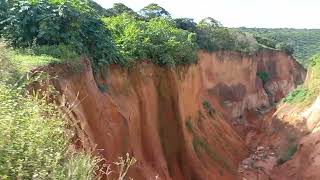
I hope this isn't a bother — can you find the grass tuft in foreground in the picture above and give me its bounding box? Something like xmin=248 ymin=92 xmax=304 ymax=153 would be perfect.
xmin=0 ymin=44 xmax=99 ymax=179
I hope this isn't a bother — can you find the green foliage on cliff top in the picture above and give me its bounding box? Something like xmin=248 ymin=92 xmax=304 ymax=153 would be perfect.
xmin=103 ymin=14 xmax=198 ymax=66
xmin=0 ymin=1 xmax=301 ymax=70
xmin=0 ymin=0 xmax=119 ymax=70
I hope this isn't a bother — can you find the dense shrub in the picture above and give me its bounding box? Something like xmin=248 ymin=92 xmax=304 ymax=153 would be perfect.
xmin=276 ymin=42 xmax=294 ymax=55
xmin=103 ymin=14 xmax=198 ymax=66
xmin=254 ymin=35 xmax=277 ymax=49
xmin=231 ymin=31 xmax=259 ymax=53
xmin=0 ymin=0 xmax=119 ymax=69
xmin=256 ymin=71 xmax=269 ymax=84
xmin=277 ymin=143 xmax=298 ymax=165
xmin=196 ymin=25 xmax=235 ymax=52
xmin=202 ymin=100 xmax=215 ymax=117
xmin=174 ymin=18 xmax=197 ymax=32
xmin=195 ymin=17 xmax=259 ymax=53
xmin=196 ymin=18 xmax=230 ymax=51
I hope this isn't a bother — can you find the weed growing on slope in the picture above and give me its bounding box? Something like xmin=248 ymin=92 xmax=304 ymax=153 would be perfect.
xmin=0 ymin=45 xmax=98 ymax=179
xmin=283 ymin=54 xmax=320 ymax=106
xmin=256 ymin=71 xmax=269 ymax=84
xmin=283 ymin=85 xmax=309 ymax=103
xmin=277 ymin=143 xmax=298 ymax=165
xmin=185 ymin=117 xmax=194 ymax=132
xmin=202 ymin=100 xmax=215 ymax=117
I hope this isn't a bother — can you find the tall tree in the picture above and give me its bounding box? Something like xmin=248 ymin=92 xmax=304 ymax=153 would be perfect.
xmin=0 ymin=0 xmax=9 ymax=34
xmin=174 ymin=18 xmax=197 ymax=32
xmin=87 ymin=0 xmax=108 ymax=16
xmin=139 ymin=3 xmax=171 ymax=19
xmin=106 ymin=3 xmax=139 ymax=17
xmin=196 ymin=17 xmax=235 ymax=51
xmin=198 ymin=17 xmax=222 ymax=29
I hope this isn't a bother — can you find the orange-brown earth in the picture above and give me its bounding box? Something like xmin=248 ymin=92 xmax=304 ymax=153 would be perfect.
xmin=38 ymin=50 xmax=307 ymax=180
xmin=241 ymin=67 xmax=320 ymax=180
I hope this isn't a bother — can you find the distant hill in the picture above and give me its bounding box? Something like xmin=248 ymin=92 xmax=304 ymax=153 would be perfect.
xmin=238 ymin=28 xmax=320 ymax=67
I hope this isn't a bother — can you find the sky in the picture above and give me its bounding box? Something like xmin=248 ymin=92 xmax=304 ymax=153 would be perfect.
xmin=93 ymin=0 xmax=320 ymax=29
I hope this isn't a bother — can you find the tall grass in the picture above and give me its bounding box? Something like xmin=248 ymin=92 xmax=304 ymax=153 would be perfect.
xmin=0 ymin=44 xmax=99 ymax=179
xmin=283 ymin=54 xmax=320 ymax=107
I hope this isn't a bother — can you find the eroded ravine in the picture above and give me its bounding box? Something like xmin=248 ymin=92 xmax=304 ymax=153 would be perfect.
xmin=41 ymin=50 xmax=305 ymax=180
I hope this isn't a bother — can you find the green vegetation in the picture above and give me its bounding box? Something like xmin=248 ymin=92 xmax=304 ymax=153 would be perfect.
xmin=139 ymin=3 xmax=171 ymax=20
xmin=195 ymin=18 xmax=259 ymax=53
xmin=238 ymin=28 xmax=320 ymax=66
xmin=284 ymin=54 xmax=320 ymax=106
xmin=185 ymin=117 xmax=194 ymax=132
xmin=277 ymin=143 xmax=298 ymax=165
xmin=283 ymin=86 xmax=309 ymax=103
xmin=9 ymin=45 xmax=82 ymax=74
xmin=105 ymin=3 xmax=140 ymax=18
xmin=0 ymin=46 xmax=99 ymax=179
xmin=202 ymin=100 xmax=215 ymax=117
xmin=256 ymin=71 xmax=269 ymax=84
xmin=0 ymin=1 xmax=297 ymax=71
xmin=0 ymin=0 xmax=119 ymax=70
xmin=192 ymin=135 xmax=233 ymax=172
xmin=103 ymin=14 xmax=197 ymax=66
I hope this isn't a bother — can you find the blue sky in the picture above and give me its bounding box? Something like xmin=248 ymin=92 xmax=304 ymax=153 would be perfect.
xmin=93 ymin=0 xmax=320 ymax=29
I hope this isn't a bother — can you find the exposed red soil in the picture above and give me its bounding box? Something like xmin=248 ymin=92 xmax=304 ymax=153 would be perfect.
xmin=36 ymin=50 xmax=306 ymax=180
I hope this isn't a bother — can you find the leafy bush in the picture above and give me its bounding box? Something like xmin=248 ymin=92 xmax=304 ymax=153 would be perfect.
xmin=231 ymin=31 xmax=259 ymax=53
xmin=277 ymin=143 xmax=298 ymax=165
xmin=185 ymin=117 xmax=194 ymax=132
xmin=195 ymin=18 xmax=258 ymax=53
xmin=0 ymin=0 xmax=119 ymax=69
xmin=174 ymin=18 xmax=197 ymax=32
xmin=202 ymin=100 xmax=215 ymax=117
xmin=256 ymin=71 xmax=269 ymax=84
xmin=254 ymin=35 xmax=277 ymax=49
xmin=103 ymin=14 xmax=198 ymax=66
xmin=196 ymin=19 xmax=234 ymax=52
xmin=276 ymin=42 xmax=294 ymax=55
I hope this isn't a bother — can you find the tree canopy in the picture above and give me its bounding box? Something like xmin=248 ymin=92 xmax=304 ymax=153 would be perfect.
xmin=0 ymin=1 xmax=299 ymax=69
xmin=238 ymin=27 xmax=320 ymax=66
xmin=0 ymin=0 xmax=119 ymax=69
xmin=103 ymin=14 xmax=197 ymax=66
xmin=105 ymin=3 xmax=139 ymax=18
xmin=174 ymin=18 xmax=197 ymax=32
xmin=139 ymin=3 xmax=171 ymax=19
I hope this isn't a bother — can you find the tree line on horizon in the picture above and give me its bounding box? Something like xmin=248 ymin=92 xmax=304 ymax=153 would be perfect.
xmin=238 ymin=27 xmax=320 ymax=67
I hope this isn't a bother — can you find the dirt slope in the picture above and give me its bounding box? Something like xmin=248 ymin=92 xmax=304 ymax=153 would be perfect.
xmin=239 ymin=59 xmax=320 ymax=180
xmin=41 ymin=50 xmax=305 ymax=180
